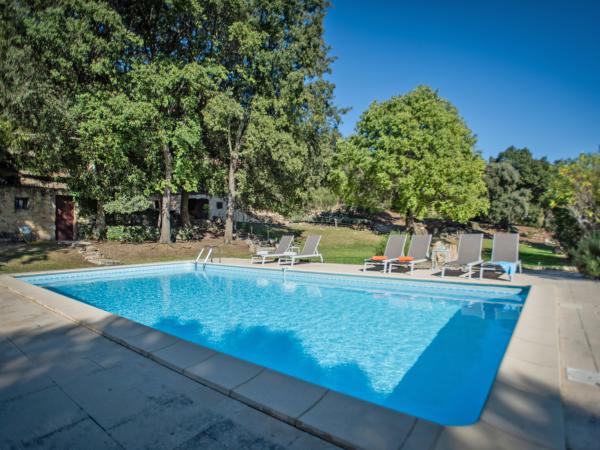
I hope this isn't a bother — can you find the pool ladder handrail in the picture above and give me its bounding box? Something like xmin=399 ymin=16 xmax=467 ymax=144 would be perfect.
xmin=195 ymin=246 xmax=214 ymax=270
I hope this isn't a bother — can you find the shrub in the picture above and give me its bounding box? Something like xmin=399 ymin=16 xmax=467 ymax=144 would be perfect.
xmin=573 ymin=231 xmax=600 ymax=279
xmin=173 ymin=225 xmax=207 ymax=241
xmin=106 ymin=225 xmax=159 ymax=243
xmin=549 ymin=207 xmax=583 ymax=256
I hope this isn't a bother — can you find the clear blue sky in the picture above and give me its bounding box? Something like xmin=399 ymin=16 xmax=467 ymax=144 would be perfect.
xmin=324 ymin=0 xmax=600 ymax=161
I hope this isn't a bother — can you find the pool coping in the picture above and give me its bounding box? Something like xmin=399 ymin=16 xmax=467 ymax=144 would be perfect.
xmin=0 ymin=262 xmax=565 ymax=450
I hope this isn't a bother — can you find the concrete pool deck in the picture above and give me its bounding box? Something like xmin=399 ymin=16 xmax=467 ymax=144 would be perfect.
xmin=1 ymin=260 xmax=599 ymax=449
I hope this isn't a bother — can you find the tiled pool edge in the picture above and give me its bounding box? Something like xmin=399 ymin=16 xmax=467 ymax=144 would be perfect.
xmin=0 ymin=267 xmax=565 ymax=450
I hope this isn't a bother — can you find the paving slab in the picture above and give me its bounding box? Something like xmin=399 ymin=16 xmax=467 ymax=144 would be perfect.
xmin=297 ymin=390 xmax=415 ymax=450
xmin=508 ymin=336 xmax=559 ymax=368
xmin=496 ymin=356 xmax=560 ymax=397
xmin=232 ymin=369 xmax=327 ymax=421
xmin=151 ymin=338 xmax=216 ymax=371
xmin=561 ymin=380 xmax=600 ymax=450
xmin=184 ymin=352 xmax=263 ymax=394
xmin=22 ymin=417 xmax=121 ymax=450
xmin=108 ymin=390 xmax=230 ymax=450
xmin=480 ymin=381 xmax=564 ymax=449
xmin=0 ymin=385 xmax=87 ymax=448
xmin=90 ymin=316 xmax=155 ymax=344
xmin=435 ymin=421 xmax=548 ymax=450
xmin=400 ymin=419 xmax=443 ymax=450
xmin=58 ymin=365 xmax=156 ymax=429
xmin=123 ymin=328 xmax=179 ymax=355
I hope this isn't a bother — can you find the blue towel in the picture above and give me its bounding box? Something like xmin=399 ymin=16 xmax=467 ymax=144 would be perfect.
xmin=495 ymin=261 xmax=518 ymax=275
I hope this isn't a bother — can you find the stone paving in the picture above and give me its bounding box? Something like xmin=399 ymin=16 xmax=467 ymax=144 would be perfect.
xmin=0 ymin=287 xmax=337 ymax=450
xmin=554 ymin=276 xmax=600 ymax=450
xmin=1 ymin=262 xmax=599 ymax=449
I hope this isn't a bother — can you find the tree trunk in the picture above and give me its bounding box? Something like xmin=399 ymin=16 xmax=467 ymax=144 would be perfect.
xmin=95 ymin=201 xmax=106 ymax=241
xmin=180 ymin=189 xmax=191 ymax=228
xmin=159 ymin=145 xmax=173 ymax=244
xmin=224 ymin=154 xmax=236 ymax=244
xmin=406 ymin=211 xmax=416 ymax=234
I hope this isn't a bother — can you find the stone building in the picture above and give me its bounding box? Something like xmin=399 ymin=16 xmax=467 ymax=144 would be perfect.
xmin=0 ymin=175 xmax=75 ymax=241
xmin=0 ymin=172 xmax=249 ymax=241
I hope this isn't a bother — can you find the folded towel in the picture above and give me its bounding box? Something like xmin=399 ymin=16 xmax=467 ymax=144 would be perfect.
xmin=397 ymin=256 xmax=414 ymax=262
xmin=496 ymin=261 xmax=518 ymax=275
xmin=371 ymin=255 xmax=387 ymax=261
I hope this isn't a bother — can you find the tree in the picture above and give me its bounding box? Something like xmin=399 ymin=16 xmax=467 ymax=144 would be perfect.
xmin=127 ymin=61 xmax=221 ymax=243
xmin=549 ymin=152 xmax=600 ymax=233
xmin=484 ymin=161 xmax=531 ymax=228
xmin=332 ymin=86 xmax=489 ymax=228
xmin=0 ymin=0 xmax=141 ymax=238
xmin=493 ymin=146 xmax=553 ymax=224
xmin=200 ymin=0 xmax=340 ymax=243
xmin=71 ymin=93 xmax=157 ymax=238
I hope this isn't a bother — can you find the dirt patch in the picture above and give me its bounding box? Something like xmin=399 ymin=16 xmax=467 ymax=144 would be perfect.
xmin=96 ymin=237 xmax=250 ymax=265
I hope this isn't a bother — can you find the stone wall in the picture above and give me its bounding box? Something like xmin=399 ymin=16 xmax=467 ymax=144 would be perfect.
xmin=0 ymin=187 xmax=61 ymax=240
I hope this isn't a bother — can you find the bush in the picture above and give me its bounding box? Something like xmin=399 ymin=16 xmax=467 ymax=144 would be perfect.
xmin=573 ymin=231 xmax=600 ymax=279
xmin=106 ymin=225 xmax=159 ymax=243
xmin=549 ymin=207 xmax=583 ymax=256
xmin=173 ymin=225 xmax=207 ymax=241
xmin=75 ymin=223 xmax=95 ymax=240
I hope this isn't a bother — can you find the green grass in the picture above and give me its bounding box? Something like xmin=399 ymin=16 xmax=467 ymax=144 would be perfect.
xmin=0 ymin=242 xmax=94 ymax=274
xmin=1 ymin=224 xmax=572 ymax=274
xmin=289 ymin=224 xmax=385 ymax=264
xmin=482 ymin=239 xmax=570 ymax=269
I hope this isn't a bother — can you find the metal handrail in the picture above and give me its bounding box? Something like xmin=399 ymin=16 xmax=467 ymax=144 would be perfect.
xmin=195 ymin=247 xmax=214 ymax=270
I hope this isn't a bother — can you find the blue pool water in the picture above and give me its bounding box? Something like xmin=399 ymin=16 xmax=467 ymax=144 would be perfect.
xmin=22 ymin=263 xmax=528 ymax=425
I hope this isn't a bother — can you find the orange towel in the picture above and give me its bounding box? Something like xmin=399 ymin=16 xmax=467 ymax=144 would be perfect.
xmin=397 ymin=256 xmax=414 ymax=262
xmin=371 ymin=255 xmax=387 ymax=261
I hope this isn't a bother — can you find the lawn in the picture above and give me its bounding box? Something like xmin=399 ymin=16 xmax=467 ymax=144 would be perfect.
xmin=0 ymin=242 xmax=95 ymax=274
xmin=0 ymin=224 xmax=572 ymax=274
xmin=481 ymin=239 xmax=570 ymax=269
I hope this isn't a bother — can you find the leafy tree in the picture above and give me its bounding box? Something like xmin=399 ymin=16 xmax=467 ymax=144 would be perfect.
xmin=0 ymin=0 xmax=141 ymax=238
xmin=332 ymin=86 xmax=489 ymax=228
xmin=127 ymin=61 xmax=222 ymax=243
xmin=71 ymin=93 xmax=157 ymax=237
xmin=493 ymin=146 xmax=553 ymax=224
xmin=549 ymin=152 xmax=600 ymax=233
xmin=200 ymin=0 xmax=340 ymax=243
xmin=484 ymin=161 xmax=531 ymax=228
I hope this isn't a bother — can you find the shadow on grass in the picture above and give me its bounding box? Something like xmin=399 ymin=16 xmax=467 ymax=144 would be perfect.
xmin=0 ymin=242 xmax=56 ymax=267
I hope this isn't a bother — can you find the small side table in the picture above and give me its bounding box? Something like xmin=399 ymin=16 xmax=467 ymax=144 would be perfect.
xmin=431 ymin=248 xmax=449 ymax=270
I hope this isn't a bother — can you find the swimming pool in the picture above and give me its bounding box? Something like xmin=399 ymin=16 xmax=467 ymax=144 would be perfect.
xmin=22 ymin=263 xmax=528 ymax=426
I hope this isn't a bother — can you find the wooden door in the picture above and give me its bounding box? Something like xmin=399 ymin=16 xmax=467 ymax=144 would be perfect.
xmin=55 ymin=195 xmax=74 ymax=241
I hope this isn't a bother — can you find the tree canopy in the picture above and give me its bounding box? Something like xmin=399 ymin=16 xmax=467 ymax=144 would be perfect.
xmin=484 ymin=161 xmax=531 ymax=228
xmin=1 ymin=0 xmax=340 ymax=243
xmin=332 ymin=86 xmax=489 ymax=227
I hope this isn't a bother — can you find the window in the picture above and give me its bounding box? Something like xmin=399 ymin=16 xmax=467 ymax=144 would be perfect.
xmin=216 ymin=201 xmax=223 ymax=210
xmin=15 ymin=197 xmax=29 ymax=210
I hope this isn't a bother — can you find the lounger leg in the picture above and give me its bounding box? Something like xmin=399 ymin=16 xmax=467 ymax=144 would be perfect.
xmin=363 ymin=263 xmax=366 ymax=272
xmin=441 ymin=267 xmax=445 ymax=278
xmin=480 ymin=265 xmax=483 ymax=280
xmin=410 ymin=263 xmax=414 ymax=275
xmin=319 ymin=255 xmax=323 ymax=263
xmin=519 ymin=261 xmax=522 ymax=273
xmin=468 ymin=264 xmax=472 ymax=279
